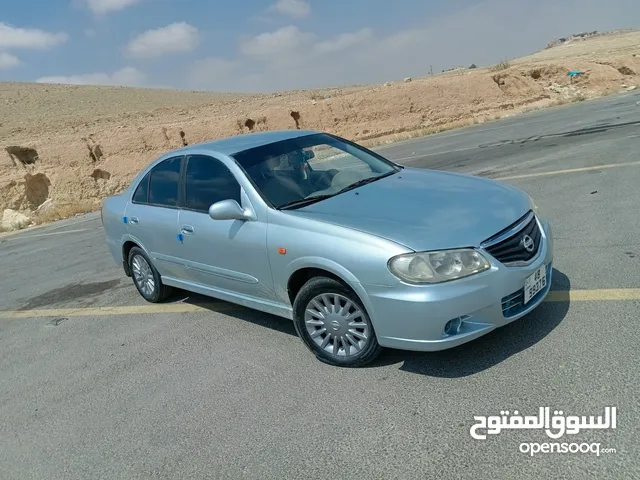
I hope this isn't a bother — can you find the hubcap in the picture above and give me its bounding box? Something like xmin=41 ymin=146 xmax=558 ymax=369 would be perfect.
xmin=132 ymin=255 xmax=155 ymax=297
xmin=304 ymin=293 xmax=370 ymax=357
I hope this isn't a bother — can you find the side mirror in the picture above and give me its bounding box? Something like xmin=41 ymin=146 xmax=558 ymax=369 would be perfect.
xmin=303 ymin=150 xmax=315 ymax=161
xmin=208 ymin=199 xmax=251 ymax=221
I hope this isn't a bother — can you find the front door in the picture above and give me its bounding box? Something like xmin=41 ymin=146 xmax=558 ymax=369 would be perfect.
xmin=124 ymin=155 xmax=186 ymax=279
xmin=176 ymin=154 xmax=274 ymax=301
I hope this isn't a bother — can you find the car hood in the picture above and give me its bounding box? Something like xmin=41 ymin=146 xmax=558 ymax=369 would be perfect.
xmin=287 ymin=167 xmax=532 ymax=251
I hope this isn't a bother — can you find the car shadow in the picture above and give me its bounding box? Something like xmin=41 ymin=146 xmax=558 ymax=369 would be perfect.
xmin=369 ymin=268 xmax=571 ymax=377
xmin=166 ymin=291 xmax=299 ymax=338
xmin=165 ymin=268 xmax=570 ymax=377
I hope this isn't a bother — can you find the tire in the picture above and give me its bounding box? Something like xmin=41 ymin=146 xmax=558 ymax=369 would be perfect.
xmin=292 ymin=276 xmax=383 ymax=367
xmin=128 ymin=246 xmax=173 ymax=303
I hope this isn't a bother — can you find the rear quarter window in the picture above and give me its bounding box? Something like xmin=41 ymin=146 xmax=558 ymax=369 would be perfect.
xmin=132 ymin=172 xmax=150 ymax=203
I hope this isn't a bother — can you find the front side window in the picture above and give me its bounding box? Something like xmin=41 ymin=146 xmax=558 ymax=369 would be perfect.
xmin=231 ymin=133 xmax=400 ymax=210
xmin=148 ymin=156 xmax=182 ymax=207
xmin=185 ymin=155 xmax=242 ymax=212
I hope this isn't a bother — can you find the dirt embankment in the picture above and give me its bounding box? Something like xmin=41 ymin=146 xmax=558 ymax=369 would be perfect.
xmin=1 ymin=31 xmax=640 ymax=229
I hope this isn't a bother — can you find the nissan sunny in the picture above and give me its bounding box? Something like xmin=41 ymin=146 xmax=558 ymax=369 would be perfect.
xmin=101 ymin=130 xmax=553 ymax=367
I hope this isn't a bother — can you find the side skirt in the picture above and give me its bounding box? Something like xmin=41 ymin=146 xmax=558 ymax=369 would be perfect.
xmin=162 ymin=276 xmax=294 ymax=320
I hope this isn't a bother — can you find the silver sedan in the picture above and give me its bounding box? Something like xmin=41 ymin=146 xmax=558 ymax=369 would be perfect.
xmin=101 ymin=130 xmax=553 ymax=367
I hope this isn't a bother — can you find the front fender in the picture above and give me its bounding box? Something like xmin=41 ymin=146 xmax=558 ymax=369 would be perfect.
xmin=284 ymin=256 xmax=378 ymax=324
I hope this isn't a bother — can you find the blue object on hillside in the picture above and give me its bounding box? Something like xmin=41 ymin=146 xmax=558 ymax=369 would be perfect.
xmin=568 ymin=70 xmax=584 ymax=77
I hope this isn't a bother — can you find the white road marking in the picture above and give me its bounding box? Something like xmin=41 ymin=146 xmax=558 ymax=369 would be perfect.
xmin=494 ymin=160 xmax=640 ymax=181
xmin=2 ymin=289 xmax=640 ymax=319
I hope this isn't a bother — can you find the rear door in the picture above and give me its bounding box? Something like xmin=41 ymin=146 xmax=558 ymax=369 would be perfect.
xmin=176 ymin=154 xmax=273 ymax=300
xmin=124 ymin=155 xmax=188 ymax=279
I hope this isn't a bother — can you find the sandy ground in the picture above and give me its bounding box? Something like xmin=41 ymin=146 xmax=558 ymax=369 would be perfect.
xmin=1 ymin=30 xmax=639 ymax=226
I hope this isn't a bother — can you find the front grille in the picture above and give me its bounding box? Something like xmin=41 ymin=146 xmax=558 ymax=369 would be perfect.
xmin=501 ymin=263 xmax=552 ymax=318
xmin=483 ymin=212 xmax=541 ymax=265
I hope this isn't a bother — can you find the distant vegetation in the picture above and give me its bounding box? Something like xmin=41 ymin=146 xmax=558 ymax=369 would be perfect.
xmin=490 ymin=60 xmax=511 ymax=72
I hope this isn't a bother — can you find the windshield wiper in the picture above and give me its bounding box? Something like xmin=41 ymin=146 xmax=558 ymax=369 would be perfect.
xmin=278 ymin=194 xmax=336 ymax=210
xmin=278 ymin=171 xmax=397 ymax=210
xmin=336 ymin=171 xmax=397 ymax=194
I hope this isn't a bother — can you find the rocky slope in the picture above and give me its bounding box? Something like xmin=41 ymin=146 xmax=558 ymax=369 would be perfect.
xmin=1 ymin=30 xmax=639 ymax=230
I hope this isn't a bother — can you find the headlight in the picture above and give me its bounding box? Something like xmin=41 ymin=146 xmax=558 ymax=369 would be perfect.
xmin=388 ymin=249 xmax=491 ymax=284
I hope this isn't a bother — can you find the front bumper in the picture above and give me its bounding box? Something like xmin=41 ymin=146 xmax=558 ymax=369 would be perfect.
xmin=363 ymin=217 xmax=554 ymax=352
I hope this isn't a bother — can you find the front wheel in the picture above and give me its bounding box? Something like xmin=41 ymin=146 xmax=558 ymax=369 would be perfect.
xmin=292 ymin=277 xmax=383 ymax=367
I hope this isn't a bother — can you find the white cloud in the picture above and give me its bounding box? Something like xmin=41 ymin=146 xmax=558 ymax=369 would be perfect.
xmin=126 ymin=22 xmax=200 ymax=58
xmin=85 ymin=0 xmax=143 ymax=15
xmin=84 ymin=29 xmax=97 ymax=38
xmin=268 ymin=0 xmax=311 ymax=19
xmin=36 ymin=67 xmax=146 ymax=87
xmin=0 ymin=22 xmax=68 ymax=49
xmin=213 ymin=0 xmax=640 ymax=92
xmin=0 ymin=52 xmax=22 ymax=69
xmin=240 ymin=25 xmax=315 ymax=57
xmin=314 ymin=28 xmax=373 ymax=54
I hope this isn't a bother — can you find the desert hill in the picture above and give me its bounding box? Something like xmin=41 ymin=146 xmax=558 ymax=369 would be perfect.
xmin=1 ymin=29 xmax=639 ymax=230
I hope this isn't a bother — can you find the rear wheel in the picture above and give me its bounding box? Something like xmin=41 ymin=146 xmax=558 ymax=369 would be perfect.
xmin=128 ymin=247 xmax=172 ymax=303
xmin=293 ymin=277 xmax=383 ymax=367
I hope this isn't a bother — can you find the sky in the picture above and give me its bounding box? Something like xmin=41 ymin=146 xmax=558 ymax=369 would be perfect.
xmin=1 ymin=0 xmax=639 ymax=93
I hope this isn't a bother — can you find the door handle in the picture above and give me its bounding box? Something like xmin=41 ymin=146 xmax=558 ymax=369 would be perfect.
xmin=129 ymin=216 xmax=139 ymax=225
xmin=181 ymin=225 xmax=195 ymax=235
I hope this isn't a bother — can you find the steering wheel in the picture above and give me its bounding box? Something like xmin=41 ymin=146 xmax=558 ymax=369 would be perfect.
xmin=330 ymin=170 xmax=367 ymax=189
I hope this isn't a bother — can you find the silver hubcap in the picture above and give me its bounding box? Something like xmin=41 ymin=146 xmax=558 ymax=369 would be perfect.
xmin=132 ymin=255 xmax=155 ymax=297
xmin=304 ymin=293 xmax=370 ymax=357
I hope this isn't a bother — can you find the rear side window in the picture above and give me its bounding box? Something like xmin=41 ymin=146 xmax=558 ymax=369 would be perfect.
xmin=132 ymin=172 xmax=150 ymax=203
xmin=148 ymin=157 xmax=182 ymax=207
xmin=185 ymin=155 xmax=241 ymax=212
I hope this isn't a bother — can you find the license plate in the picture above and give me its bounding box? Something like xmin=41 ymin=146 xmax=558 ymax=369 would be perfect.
xmin=524 ymin=265 xmax=547 ymax=305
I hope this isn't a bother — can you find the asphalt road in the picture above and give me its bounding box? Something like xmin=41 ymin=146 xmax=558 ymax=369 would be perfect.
xmin=1 ymin=91 xmax=640 ymax=479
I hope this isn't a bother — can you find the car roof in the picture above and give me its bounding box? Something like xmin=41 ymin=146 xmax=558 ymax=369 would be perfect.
xmin=173 ymin=129 xmax=321 ymax=157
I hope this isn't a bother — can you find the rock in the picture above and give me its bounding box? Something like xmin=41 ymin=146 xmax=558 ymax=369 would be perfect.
xmin=2 ymin=209 xmax=32 ymax=231
xmin=627 ymin=85 xmax=637 ymax=91
xmin=545 ymin=82 xmax=582 ymax=99
xmin=5 ymin=145 xmax=39 ymax=167
xmin=404 ymin=77 xmax=412 ymax=83
xmin=384 ymin=82 xmax=392 ymax=87
xmin=35 ymin=198 xmax=54 ymax=213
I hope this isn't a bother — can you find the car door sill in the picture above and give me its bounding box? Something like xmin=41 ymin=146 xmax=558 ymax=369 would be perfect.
xmin=162 ymin=276 xmax=293 ymax=320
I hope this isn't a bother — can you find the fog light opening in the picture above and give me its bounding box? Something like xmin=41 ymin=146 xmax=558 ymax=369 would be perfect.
xmin=444 ymin=317 xmax=463 ymax=336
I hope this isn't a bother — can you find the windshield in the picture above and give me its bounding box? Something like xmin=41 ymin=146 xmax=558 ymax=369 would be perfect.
xmin=231 ymin=133 xmax=400 ymax=209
